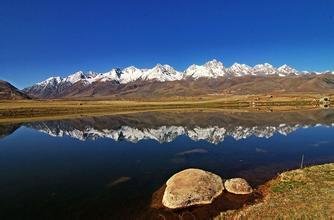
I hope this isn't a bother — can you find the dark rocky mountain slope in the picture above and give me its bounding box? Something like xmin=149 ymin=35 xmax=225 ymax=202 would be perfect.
xmin=0 ymin=80 xmax=30 ymax=100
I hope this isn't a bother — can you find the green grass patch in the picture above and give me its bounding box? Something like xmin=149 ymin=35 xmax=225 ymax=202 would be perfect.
xmin=216 ymin=163 xmax=334 ymax=219
xmin=271 ymin=179 xmax=305 ymax=193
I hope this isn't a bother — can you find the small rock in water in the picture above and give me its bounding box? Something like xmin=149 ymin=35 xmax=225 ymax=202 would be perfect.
xmin=176 ymin=148 xmax=208 ymax=156
xmin=108 ymin=176 xmax=131 ymax=187
xmin=224 ymin=178 xmax=253 ymax=195
xmin=162 ymin=168 xmax=224 ymax=209
xmin=255 ymin=147 xmax=267 ymax=153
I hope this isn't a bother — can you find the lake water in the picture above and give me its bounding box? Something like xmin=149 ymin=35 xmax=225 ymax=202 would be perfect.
xmin=1 ymin=109 xmax=334 ymax=219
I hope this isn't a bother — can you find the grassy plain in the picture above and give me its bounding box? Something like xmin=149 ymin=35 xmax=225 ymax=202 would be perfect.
xmin=0 ymin=93 xmax=332 ymax=123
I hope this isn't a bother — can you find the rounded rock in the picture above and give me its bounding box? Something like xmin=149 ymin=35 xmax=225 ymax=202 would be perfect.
xmin=162 ymin=168 xmax=224 ymax=209
xmin=224 ymin=178 xmax=253 ymax=195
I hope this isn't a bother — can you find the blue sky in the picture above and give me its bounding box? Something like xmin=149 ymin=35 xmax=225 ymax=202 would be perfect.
xmin=0 ymin=0 xmax=334 ymax=88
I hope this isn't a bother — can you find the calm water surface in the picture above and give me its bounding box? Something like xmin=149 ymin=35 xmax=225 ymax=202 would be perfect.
xmin=0 ymin=109 xmax=334 ymax=219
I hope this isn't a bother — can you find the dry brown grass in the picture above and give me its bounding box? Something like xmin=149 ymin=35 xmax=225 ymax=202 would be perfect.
xmin=0 ymin=93 xmax=330 ymax=123
xmin=216 ymin=163 xmax=334 ymax=219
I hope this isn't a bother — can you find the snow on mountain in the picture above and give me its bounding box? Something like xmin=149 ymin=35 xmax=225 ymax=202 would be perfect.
xmin=203 ymin=59 xmax=226 ymax=75
xmin=140 ymin=64 xmax=182 ymax=82
xmin=120 ymin=66 xmax=143 ymax=83
xmin=187 ymin=126 xmax=227 ymax=144
xmin=320 ymin=70 xmax=334 ymax=75
xmin=227 ymin=63 xmax=253 ymax=76
xmin=184 ymin=59 xmax=227 ymax=79
xmin=36 ymin=76 xmax=62 ymax=86
xmin=252 ymin=63 xmax=277 ymax=76
xmin=99 ymin=69 xmax=121 ymax=82
xmin=36 ymin=71 xmax=99 ymax=88
xmin=27 ymin=59 xmax=334 ymax=92
xmin=64 ymin=71 xmax=87 ymax=84
xmin=277 ymin=64 xmax=298 ymax=76
xmin=28 ymin=122 xmax=330 ymax=144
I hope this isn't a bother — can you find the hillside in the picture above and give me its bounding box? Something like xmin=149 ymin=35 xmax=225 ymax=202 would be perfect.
xmin=25 ymin=74 xmax=334 ymax=99
xmin=0 ymin=80 xmax=30 ymax=100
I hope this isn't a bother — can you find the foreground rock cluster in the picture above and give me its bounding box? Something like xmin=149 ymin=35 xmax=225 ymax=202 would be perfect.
xmin=162 ymin=168 xmax=253 ymax=209
xmin=224 ymin=178 xmax=253 ymax=195
xmin=162 ymin=169 xmax=224 ymax=209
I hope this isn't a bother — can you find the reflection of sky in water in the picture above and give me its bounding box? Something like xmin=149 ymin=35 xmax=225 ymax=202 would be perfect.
xmin=0 ymin=112 xmax=334 ymax=219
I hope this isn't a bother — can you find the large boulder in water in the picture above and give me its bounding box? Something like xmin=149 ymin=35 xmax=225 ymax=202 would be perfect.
xmin=162 ymin=168 xmax=224 ymax=209
xmin=224 ymin=178 xmax=253 ymax=195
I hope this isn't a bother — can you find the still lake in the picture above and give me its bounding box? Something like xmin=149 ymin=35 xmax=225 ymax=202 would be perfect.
xmin=1 ymin=109 xmax=334 ymax=219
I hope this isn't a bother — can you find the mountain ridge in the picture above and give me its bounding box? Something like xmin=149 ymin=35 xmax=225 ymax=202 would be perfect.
xmin=20 ymin=59 xmax=334 ymax=99
xmin=24 ymin=74 xmax=334 ymax=99
xmin=28 ymin=59 xmax=326 ymax=88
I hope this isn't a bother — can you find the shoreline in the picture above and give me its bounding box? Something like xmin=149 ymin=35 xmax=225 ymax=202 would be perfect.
xmin=0 ymin=93 xmax=331 ymax=123
xmin=147 ymin=163 xmax=334 ymax=219
xmin=215 ymin=163 xmax=334 ymax=219
xmin=0 ymin=106 xmax=322 ymax=124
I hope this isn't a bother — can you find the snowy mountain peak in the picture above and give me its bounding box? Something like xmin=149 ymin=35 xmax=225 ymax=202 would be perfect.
xmin=36 ymin=76 xmax=62 ymax=86
xmin=157 ymin=64 xmax=178 ymax=74
xmin=231 ymin=62 xmax=244 ymax=67
xmin=277 ymin=64 xmax=298 ymax=76
xmin=228 ymin=63 xmax=253 ymax=76
xmin=185 ymin=59 xmax=227 ymax=79
xmin=28 ymin=59 xmax=334 ymax=93
xmin=68 ymin=71 xmax=84 ymax=77
xmin=123 ymin=66 xmax=140 ymax=72
xmin=230 ymin=63 xmax=252 ymax=69
xmin=278 ymin=64 xmax=290 ymax=69
xmin=264 ymin=63 xmax=273 ymax=67
xmin=141 ymin=64 xmax=182 ymax=81
xmin=254 ymin=63 xmax=274 ymax=68
xmin=253 ymin=63 xmax=276 ymax=75
xmin=152 ymin=64 xmax=169 ymax=71
xmin=204 ymin=59 xmax=224 ymax=68
xmin=86 ymin=71 xmax=98 ymax=77
xmin=64 ymin=71 xmax=87 ymax=84
xmin=120 ymin=66 xmax=143 ymax=83
xmin=100 ymin=69 xmax=120 ymax=82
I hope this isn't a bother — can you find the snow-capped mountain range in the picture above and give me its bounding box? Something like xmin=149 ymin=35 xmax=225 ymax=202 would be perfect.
xmin=27 ymin=59 xmax=334 ymax=89
xmin=27 ymin=122 xmax=333 ymax=144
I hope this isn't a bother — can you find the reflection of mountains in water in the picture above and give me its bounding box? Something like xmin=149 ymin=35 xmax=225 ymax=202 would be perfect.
xmin=0 ymin=124 xmax=21 ymax=139
xmin=21 ymin=109 xmax=334 ymax=144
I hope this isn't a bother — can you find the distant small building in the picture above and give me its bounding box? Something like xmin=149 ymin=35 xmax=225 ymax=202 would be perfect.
xmin=320 ymin=103 xmax=330 ymax=109
xmin=320 ymin=97 xmax=330 ymax=103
